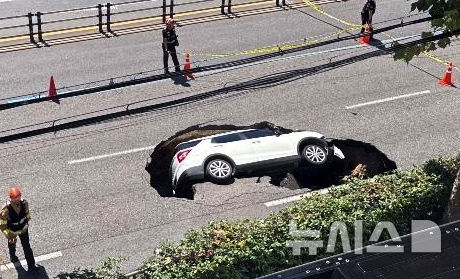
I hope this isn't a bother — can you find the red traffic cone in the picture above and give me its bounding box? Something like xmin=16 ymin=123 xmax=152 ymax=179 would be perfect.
xmin=439 ymin=62 xmax=454 ymax=86
xmin=358 ymin=25 xmax=371 ymax=44
xmin=47 ymin=76 xmax=60 ymax=103
xmin=183 ymin=53 xmax=195 ymax=80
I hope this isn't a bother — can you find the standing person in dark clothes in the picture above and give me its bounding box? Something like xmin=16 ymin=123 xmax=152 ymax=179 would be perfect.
xmin=361 ymin=0 xmax=376 ymax=39
xmin=0 ymin=187 xmax=36 ymax=272
xmin=162 ymin=17 xmax=181 ymax=73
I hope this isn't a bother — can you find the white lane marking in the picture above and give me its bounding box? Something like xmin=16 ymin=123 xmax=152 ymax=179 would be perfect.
xmin=264 ymin=194 xmax=305 ymax=207
xmin=68 ymin=145 xmax=156 ymax=165
xmin=0 ymin=251 xmax=62 ymax=271
xmin=345 ymin=90 xmax=431 ymax=110
xmin=0 ymin=0 xmax=13 ymax=2
xmin=264 ymin=188 xmax=329 ymax=207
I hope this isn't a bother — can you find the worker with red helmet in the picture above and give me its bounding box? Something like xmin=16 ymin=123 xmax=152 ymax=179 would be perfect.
xmin=0 ymin=187 xmax=36 ymax=271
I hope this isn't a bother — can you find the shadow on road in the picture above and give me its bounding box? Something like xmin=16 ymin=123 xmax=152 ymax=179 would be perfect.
xmin=170 ymin=75 xmax=191 ymax=87
xmin=15 ymin=264 xmax=50 ymax=279
xmin=369 ymin=38 xmax=386 ymax=50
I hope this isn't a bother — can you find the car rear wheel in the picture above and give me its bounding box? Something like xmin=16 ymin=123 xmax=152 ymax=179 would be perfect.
xmin=302 ymin=144 xmax=328 ymax=165
xmin=206 ymin=158 xmax=233 ymax=183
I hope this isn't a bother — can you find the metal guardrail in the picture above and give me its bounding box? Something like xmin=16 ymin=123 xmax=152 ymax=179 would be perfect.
xmin=0 ymin=0 xmax=289 ymax=46
xmin=0 ymin=13 xmax=31 ymax=43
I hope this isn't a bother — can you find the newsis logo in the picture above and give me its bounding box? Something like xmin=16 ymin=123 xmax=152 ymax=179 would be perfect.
xmin=286 ymin=220 xmax=442 ymax=256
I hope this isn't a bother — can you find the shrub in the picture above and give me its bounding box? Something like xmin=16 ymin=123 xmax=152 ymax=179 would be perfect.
xmin=56 ymin=257 xmax=126 ymax=279
xmin=57 ymin=154 xmax=460 ymax=279
xmin=138 ymin=154 xmax=459 ymax=278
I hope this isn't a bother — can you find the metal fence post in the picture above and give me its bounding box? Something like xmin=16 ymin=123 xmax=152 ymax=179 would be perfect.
xmin=162 ymin=0 xmax=166 ymax=22
xmin=98 ymin=4 xmax=103 ymax=33
xmin=276 ymin=0 xmax=280 ymax=7
xmin=169 ymin=0 xmax=174 ymax=19
xmin=221 ymin=0 xmax=225 ymax=14
xmin=106 ymin=2 xmax=111 ymax=32
xmin=282 ymin=0 xmax=286 ymax=6
xmin=228 ymin=0 xmax=232 ymax=13
xmin=36 ymin=12 xmax=43 ymax=42
xmin=27 ymin=12 xmax=35 ymax=44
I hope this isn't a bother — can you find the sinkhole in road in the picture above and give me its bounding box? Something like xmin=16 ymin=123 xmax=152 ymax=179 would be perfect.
xmin=145 ymin=122 xmax=397 ymax=199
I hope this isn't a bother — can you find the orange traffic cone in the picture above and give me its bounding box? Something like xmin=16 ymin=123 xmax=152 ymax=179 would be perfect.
xmin=439 ymin=62 xmax=454 ymax=86
xmin=358 ymin=25 xmax=371 ymax=44
xmin=183 ymin=53 xmax=195 ymax=80
xmin=47 ymin=76 xmax=60 ymax=103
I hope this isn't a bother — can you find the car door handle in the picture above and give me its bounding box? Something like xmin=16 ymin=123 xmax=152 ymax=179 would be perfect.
xmin=252 ymin=141 xmax=260 ymax=144
xmin=213 ymin=145 xmax=223 ymax=147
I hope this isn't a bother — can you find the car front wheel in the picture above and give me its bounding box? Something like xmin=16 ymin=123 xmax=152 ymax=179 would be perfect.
xmin=206 ymin=158 xmax=233 ymax=183
xmin=302 ymin=144 xmax=328 ymax=165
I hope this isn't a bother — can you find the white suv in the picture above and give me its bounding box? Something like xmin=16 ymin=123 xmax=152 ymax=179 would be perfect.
xmin=170 ymin=128 xmax=345 ymax=191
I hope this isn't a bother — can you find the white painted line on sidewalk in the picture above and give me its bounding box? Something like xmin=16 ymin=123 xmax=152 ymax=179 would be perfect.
xmin=345 ymin=90 xmax=431 ymax=110
xmin=0 ymin=251 xmax=62 ymax=271
xmin=264 ymin=188 xmax=330 ymax=207
xmin=68 ymin=145 xmax=156 ymax=165
xmin=0 ymin=0 xmax=13 ymax=3
xmin=264 ymin=194 xmax=305 ymax=207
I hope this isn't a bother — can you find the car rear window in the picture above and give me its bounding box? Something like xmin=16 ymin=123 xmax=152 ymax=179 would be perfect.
xmin=242 ymin=129 xmax=275 ymax=139
xmin=211 ymin=133 xmax=242 ymax=144
xmin=175 ymin=140 xmax=201 ymax=152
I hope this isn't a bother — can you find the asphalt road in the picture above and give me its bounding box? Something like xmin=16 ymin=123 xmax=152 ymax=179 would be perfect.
xmin=0 ymin=0 xmax=459 ymax=278
xmin=0 ymin=0 xmax=286 ymax=17
xmin=0 ymin=0 xmax=163 ymax=17
xmin=0 ymin=0 xmax=425 ymax=98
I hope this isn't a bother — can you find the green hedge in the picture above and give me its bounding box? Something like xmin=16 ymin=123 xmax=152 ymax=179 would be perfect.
xmin=57 ymin=154 xmax=460 ymax=279
xmin=139 ymin=154 xmax=459 ymax=279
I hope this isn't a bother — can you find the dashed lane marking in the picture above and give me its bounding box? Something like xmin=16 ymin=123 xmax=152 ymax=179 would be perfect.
xmin=68 ymin=145 xmax=157 ymax=165
xmin=345 ymin=90 xmax=431 ymax=110
xmin=264 ymin=189 xmax=329 ymax=207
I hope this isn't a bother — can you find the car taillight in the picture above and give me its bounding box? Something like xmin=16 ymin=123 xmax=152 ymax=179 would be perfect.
xmin=177 ymin=149 xmax=191 ymax=163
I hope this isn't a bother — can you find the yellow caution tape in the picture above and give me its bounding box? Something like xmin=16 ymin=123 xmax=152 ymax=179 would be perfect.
xmin=302 ymin=0 xmax=458 ymax=71
xmin=423 ymin=51 xmax=448 ymax=64
xmin=184 ymin=0 xmax=366 ymax=58
xmin=301 ymin=0 xmax=361 ymax=27
xmin=301 ymin=0 xmax=400 ymax=41
xmin=184 ymin=0 xmax=407 ymax=59
xmin=184 ymin=25 xmax=361 ymax=58
xmin=423 ymin=51 xmax=459 ymax=70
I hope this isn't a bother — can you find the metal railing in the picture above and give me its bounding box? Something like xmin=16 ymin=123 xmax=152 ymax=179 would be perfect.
xmin=0 ymin=0 xmax=291 ymax=46
xmin=0 ymin=13 xmax=33 ymax=44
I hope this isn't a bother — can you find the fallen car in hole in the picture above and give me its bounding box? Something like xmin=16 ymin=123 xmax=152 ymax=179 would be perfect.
xmin=169 ymin=127 xmax=345 ymax=193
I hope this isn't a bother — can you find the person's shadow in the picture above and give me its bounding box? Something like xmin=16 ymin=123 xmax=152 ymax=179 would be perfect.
xmin=170 ymin=74 xmax=191 ymax=87
xmin=14 ymin=263 xmax=50 ymax=279
xmin=369 ymin=38 xmax=386 ymax=50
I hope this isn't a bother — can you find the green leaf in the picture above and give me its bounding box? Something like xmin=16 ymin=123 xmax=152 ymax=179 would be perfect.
xmin=437 ymin=37 xmax=451 ymax=48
